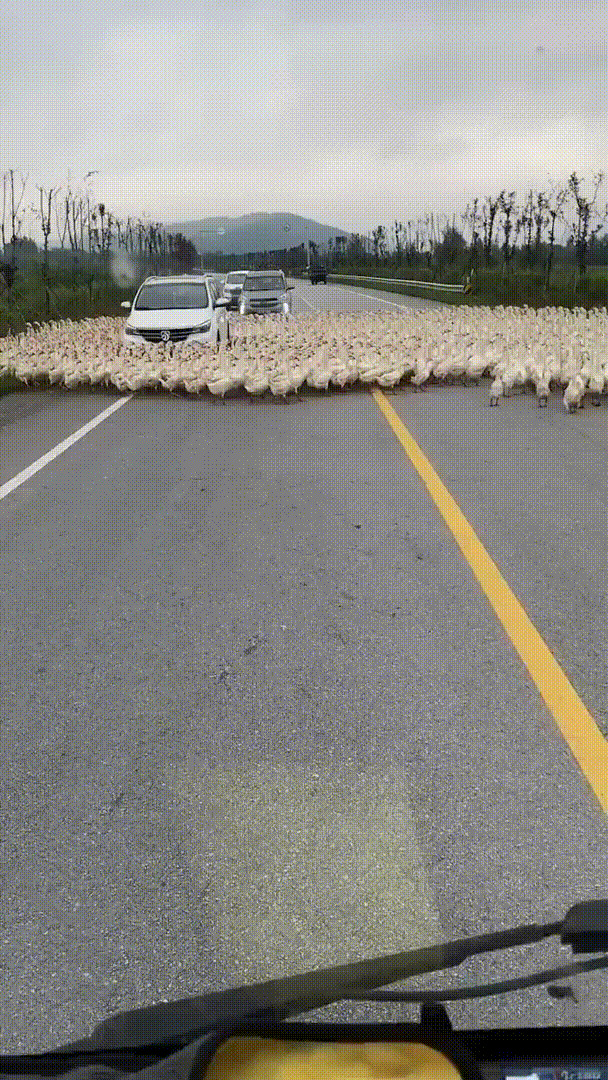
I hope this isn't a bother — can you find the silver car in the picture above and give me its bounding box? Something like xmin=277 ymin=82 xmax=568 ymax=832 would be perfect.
xmin=239 ymin=271 xmax=294 ymax=316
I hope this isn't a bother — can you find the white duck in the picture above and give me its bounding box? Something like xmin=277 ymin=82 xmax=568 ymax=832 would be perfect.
xmin=183 ymin=372 xmax=208 ymax=394
xmin=354 ymin=342 xmax=385 ymax=384
xmin=243 ymin=356 xmax=270 ymax=395
xmin=432 ymin=337 xmax=466 ymax=384
xmin=579 ymin=347 xmax=604 ymax=405
xmin=306 ymin=344 xmax=332 ymax=391
xmin=331 ymin=344 xmax=358 ymax=388
xmin=63 ymin=365 xmax=83 ymax=389
xmin=563 ymin=372 xmax=587 ymax=412
xmin=268 ymin=356 xmax=294 ymax=398
xmin=124 ymin=368 xmax=155 ymax=392
xmin=286 ymin=348 xmax=310 ymax=392
xmin=463 ymin=340 xmax=490 ymax=384
xmin=207 ymin=346 xmax=242 ymax=397
xmin=411 ymin=341 xmax=434 ymax=389
xmin=159 ymin=367 xmax=185 ymax=392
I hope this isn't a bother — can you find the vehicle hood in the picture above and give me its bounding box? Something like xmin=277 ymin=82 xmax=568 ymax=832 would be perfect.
xmin=126 ymin=307 xmax=212 ymax=329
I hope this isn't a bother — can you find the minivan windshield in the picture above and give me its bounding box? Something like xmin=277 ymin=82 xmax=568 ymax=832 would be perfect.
xmin=243 ymin=275 xmax=284 ymax=292
xmin=134 ymin=282 xmax=210 ymax=310
xmin=226 ymin=272 xmax=248 ymax=284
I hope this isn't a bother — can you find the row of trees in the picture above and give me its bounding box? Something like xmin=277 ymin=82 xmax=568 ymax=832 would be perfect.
xmin=1 ymin=170 xmax=197 ymax=280
xmin=316 ymin=174 xmax=608 ymax=290
xmin=460 ymin=173 xmax=607 ymax=287
xmin=3 ymin=169 xmax=607 ymax=293
xmin=215 ymin=174 xmax=607 ymax=292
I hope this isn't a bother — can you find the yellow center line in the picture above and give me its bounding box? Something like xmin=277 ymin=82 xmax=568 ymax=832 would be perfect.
xmin=372 ymin=387 xmax=608 ymax=814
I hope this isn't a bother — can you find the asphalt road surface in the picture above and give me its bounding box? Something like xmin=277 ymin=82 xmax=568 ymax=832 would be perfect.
xmin=1 ymin=278 xmax=607 ymax=1053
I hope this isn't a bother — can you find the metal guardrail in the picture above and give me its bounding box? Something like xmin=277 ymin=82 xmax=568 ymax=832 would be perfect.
xmin=326 ymin=273 xmax=465 ymax=292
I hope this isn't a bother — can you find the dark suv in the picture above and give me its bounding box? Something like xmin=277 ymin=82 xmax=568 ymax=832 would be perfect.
xmin=309 ymin=263 xmax=327 ymax=284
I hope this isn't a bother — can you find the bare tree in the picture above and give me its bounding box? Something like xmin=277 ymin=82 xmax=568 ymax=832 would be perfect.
xmin=34 ymin=185 xmax=58 ymax=280
xmin=544 ymin=181 xmax=569 ymax=293
xmin=76 ymin=196 xmax=86 ymax=252
xmin=65 ymin=190 xmax=77 ymax=251
xmin=519 ymin=190 xmax=535 ymax=269
xmin=1 ymin=172 xmax=9 ymax=254
xmin=8 ymin=170 xmax=30 ymax=266
xmin=146 ymin=221 xmax=164 ymax=271
xmin=588 ymin=217 xmax=606 ymax=267
xmin=113 ymin=216 xmax=126 ymax=250
xmin=52 ymin=187 xmax=71 ymax=249
xmin=564 ymin=171 xmax=604 ymax=284
xmin=425 ymin=212 xmax=443 ymax=262
xmin=333 ymin=234 xmax=346 ymax=265
xmin=461 ymin=198 xmax=482 ymax=270
xmin=532 ymin=191 xmax=550 ymax=268
xmin=481 ymin=194 xmax=500 ymax=266
xmin=498 ymin=190 xmax=517 ymax=278
xmin=393 ymin=221 xmax=404 ymax=266
xmin=347 ymin=233 xmax=366 ymax=262
xmin=511 ymin=209 xmax=525 ymax=260
xmin=372 ymin=225 xmax=386 ymax=263
xmin=60 ymin=189 xmax=79 ymax=289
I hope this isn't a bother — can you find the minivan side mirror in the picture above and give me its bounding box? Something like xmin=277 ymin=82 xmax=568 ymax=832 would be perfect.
xmin=120 ymin=300 xmax=131 ymax=308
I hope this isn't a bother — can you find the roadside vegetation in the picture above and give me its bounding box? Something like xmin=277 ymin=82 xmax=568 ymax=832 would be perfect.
xmin=329 ymin=259 xmax=608 ymax=310
xmin=0 ymin=169 xmax=197 ymax=341
xmin=302 ymin=174 xmax=608 ymax=310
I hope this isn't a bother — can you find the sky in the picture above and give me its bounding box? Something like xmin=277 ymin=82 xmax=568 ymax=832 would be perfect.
xmin=2 ymin=0 xmax=607 ymax=245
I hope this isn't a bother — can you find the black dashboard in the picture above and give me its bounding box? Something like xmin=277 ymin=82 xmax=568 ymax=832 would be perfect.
xmin=451 ymin=1025 xmax=608 ymax=1079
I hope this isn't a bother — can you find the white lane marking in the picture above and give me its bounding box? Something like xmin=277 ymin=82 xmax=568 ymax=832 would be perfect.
xmin=295 ymin=292 xmax=320 ymax=313
xmin=0 ymin=394 xmax=133 ymax=502
xmin=296 ymin=279 xmax=442 ymax=313
xmin=335 ymin=284 xmax=442 ymax=311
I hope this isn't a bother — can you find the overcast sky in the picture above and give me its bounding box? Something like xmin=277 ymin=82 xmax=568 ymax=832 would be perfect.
xmin=3 ymin=0 xmax=607 ymax=242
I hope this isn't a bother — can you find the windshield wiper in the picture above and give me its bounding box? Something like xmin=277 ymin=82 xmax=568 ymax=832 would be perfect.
xmin=40 ymin=898 xmax=606 ymax=1056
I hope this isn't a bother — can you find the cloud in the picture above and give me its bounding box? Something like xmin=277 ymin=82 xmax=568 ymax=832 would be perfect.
xmin=2 ymin=0 xmax=607 ymax=235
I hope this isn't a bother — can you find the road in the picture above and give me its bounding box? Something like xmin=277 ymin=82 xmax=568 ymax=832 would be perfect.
xmin=1 ymin=278 xmax=608 ymax=1052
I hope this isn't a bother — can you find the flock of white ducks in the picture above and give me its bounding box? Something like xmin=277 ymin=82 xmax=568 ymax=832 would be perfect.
xmin=1 ymin=306 xmax=607 ymax=412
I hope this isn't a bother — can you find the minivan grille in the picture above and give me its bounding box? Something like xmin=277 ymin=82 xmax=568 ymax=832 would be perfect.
xmin=137 ymin=327 xmax=197 ymax=343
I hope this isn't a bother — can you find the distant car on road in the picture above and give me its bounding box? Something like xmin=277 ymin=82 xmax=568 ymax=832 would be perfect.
xmin=309 ymin=263 xmax=327 ymax=284
xmin=192 ymin=268 xmax=225 ymax=293
xmin=121 ymin=273 xmax=230 ymax=346
xmin=223 ymin=270 xmax=249 ymax=310
xmin=239 ymin=270 xmax=294 ymax=316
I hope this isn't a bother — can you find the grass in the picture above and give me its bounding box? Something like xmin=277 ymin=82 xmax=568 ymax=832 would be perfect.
xmin=0 ymin=258 xmax=139 ymax=395
xmin=0 ymin=277 xmax=135 ymax=337
xmin=328 ymin=259 xmax=608 ymax=310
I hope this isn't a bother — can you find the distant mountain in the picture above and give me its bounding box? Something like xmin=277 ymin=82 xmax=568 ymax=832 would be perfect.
xmin=166 ymin=212 xmax=354 ymax=258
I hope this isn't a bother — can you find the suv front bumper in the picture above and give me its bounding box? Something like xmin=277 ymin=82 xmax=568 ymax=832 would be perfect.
xmin=240 ymin=302 xmax=291 ymax=315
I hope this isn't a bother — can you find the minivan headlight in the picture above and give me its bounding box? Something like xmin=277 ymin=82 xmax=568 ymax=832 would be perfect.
xmin=125 ymin=325 xmax=142 ymax=336
xmin=191 ymin=321 xmax=212 ymax=333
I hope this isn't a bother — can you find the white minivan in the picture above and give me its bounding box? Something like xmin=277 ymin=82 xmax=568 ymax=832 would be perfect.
xmin=121 ymin=274 xmax=230 ymax=346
